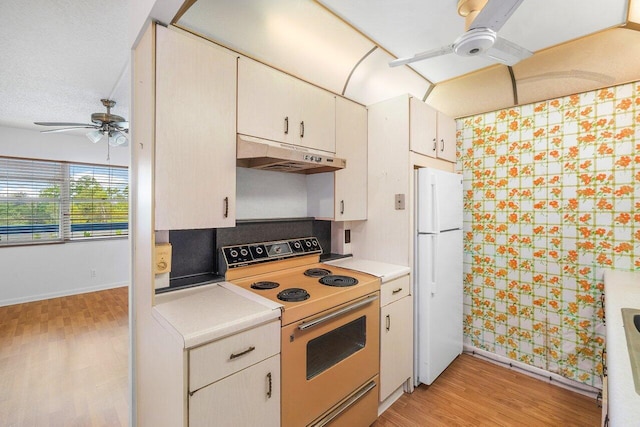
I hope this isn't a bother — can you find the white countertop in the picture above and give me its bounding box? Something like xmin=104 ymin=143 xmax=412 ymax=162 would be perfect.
xmin=325 ymin=257 xmax=410 ymax=283
xmin=152 ymin=282 xmax=282 ymax=348
xmin=604 ymin=269 xmax=640 ymax=426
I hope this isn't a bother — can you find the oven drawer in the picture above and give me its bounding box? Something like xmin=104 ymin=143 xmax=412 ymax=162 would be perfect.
xmin=310 ymin=375 xmax=379 ymax=427
xmin=189 ymin=320 xmax=280 ymax=392
xmin=380 ymin=275 xmax=410 ymax=306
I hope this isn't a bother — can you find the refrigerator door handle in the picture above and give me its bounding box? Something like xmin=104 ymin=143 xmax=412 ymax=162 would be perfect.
xmin=431 ymin=173 xmax=440 ymax=233
xmin=431 ymin=235 xmax=437 ymax=295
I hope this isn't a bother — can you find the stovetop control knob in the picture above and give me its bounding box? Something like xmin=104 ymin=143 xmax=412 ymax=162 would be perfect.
xmin=240 ymin=248 xmax=248 ymax=256
xmin=230 ymin=249 xmax=238 ymax=258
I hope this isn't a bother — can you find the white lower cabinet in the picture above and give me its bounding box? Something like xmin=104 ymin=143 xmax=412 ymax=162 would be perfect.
xmin=379 ymin=275 xmax=413 ymax=404
xmin=187 ymin=320 xmax=281 ymax=427
xmin=189 ymin=354 xmax=280 ymax=427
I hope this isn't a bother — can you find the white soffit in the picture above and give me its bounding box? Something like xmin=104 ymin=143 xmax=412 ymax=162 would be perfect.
xmin=343 ymin=48 xmax=431 ymax=106
xmin=0 ymin=0 xmax=130 ymax=132
xmin=177 ymin=0 xmax=376 ymax=95
xmin=318 ymin=0 xmax=629 ymax=83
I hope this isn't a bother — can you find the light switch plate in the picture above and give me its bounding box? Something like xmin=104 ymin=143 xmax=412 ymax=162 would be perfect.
xmin=395 ymin=194 xmax=405 ymax=210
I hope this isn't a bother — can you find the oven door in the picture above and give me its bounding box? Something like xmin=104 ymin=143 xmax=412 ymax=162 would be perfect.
xmin=281 ymin=292 xmax=380 ymax=427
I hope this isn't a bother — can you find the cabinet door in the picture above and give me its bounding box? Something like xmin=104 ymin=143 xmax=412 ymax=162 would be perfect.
xmin=155 ymin=26 xmax=236 ymax=229
xmin=409 ymin=97 xmax=437 ymax=158
xmin=380 ymin=295 xmax=413 ymax=402
xmin=334 ymin=97 xmax=367 ymax=220
xmin=237 ymin=58 xmax=297 ymax=145
xmin=296 ymin=81 xmax=336 ymax=153
xmin=189 ymin=354 xmax=280 ymax=427
xmin=436 ymin=111 xmax=457 ymax=163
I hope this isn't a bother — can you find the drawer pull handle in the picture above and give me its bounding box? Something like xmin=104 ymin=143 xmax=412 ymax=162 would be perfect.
xmin=432 ymin=138 xmax=437 ymax=151
xmin=223 ymin=197 xmax=229 ymax=218
xmin=440 ymin=138 xmax=445 ymax=152
xmin=392 ymin=287 xmax=403 ymax=294
xmin=229 ymin=346 xmax=255 ymax=360
xmin=386 ymin=314 xmax=390 ymax=331
xmin=284 ymin=116 xmax=289 ymax=134
xmin=300 ymin=121 xmax=305 ymax=138
xmin=266 ymin=372 xmax=272 ymax=398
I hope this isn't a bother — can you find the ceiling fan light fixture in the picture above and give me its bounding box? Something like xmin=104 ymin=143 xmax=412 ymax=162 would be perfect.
xmin=109 ymin=131 xmax=128 ymax=147
xmin=86 ymin=129 xmax=104 ymax=144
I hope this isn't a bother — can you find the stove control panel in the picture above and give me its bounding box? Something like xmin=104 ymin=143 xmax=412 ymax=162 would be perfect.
xmin=222 ymin=237 xmax=322 ymax=269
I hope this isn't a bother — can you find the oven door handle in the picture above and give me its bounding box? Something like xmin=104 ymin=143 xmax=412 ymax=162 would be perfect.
xmin=298 ymin=294 xmax=379 ymax=331
xmin=310 ymin=379 xmax=377 ymax=427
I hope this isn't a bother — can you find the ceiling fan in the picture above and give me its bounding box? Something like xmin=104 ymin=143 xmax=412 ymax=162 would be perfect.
xmin=34 ymin=98 xmax=129 ymax=146
xmin=389 ymin=0 xmax=532 ymax=68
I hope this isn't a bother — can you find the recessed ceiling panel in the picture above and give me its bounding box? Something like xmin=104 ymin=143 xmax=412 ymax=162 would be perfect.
xmin=343 ymin=48 xmax=432 ymax=106
xmin=515 ymin=28 xmax=640 ymax=106
xmin=318 ymin=0 xmax=628 ymax=83
xmin=178 ymin=0 xmax=375 ymax=94
xmin=427 ymin=65 xmax=514 ymax=118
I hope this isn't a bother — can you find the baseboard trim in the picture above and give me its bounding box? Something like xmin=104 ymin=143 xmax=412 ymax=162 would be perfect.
xmin=463 ymin=344 xmax=600 ymax=398
xmin=0 ymin=281 xmax=129 ymax=307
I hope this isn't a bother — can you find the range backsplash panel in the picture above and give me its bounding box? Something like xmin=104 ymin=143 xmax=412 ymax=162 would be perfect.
xmin=458 ymin=81 xmax=640 ymax=387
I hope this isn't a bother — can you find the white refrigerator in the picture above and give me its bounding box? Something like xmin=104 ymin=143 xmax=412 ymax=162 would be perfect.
xmin=414 ymin=167 xmax=463 ymax=386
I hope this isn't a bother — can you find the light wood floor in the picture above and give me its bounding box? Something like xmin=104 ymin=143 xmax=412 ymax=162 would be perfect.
xmin=1 ymin=289 xmax=600 ymax=427
xmin=373 ymin=353 xmax=601 ymax=427
xmin=0 ymin=287 xmax=129 ymax=427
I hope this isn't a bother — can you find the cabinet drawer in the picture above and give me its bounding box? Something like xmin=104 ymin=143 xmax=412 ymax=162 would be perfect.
xmin=380 ymin=275 xmax=411 ymax=306
xmin=189 ymin=320 xmax=280 ymax=392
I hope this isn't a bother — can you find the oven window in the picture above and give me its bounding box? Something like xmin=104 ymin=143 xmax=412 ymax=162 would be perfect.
xmin=306 ymin=316 xmax=366 ymax=380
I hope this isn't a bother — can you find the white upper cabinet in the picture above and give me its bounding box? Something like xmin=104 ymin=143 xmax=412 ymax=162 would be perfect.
xmin=334 ymin=97 xmax=367 ymax=221
xmin=409 ymin=97 xmax=457 ymax=163
xmin=155 ymin=26 xmax=236 ymax=230
xmin=238 ymin=57 xmax=336 ymax=153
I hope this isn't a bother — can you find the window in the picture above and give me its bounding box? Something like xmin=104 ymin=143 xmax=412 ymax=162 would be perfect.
xmin=0 ymin=156 xmax=128 ymax=245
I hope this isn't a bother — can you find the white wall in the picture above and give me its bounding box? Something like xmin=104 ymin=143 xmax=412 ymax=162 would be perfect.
xmin=0 ymin=126 xmax=129 ymax=306
xmin=236 ymin=167 xmax=309 ymax=219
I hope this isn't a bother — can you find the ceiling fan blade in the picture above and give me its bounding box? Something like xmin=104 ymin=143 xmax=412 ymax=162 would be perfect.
xmin=389 ymin=45 xmax=454 ymax=67
xmin=40 ymin=126 xmax=98 ymax=134
xmin=34 ymin=122 xmax=95 ymax=127
xmin=470 ymin=0 xmax=524 ymax=32
xmin=483 ymin=36 xmax=532 ymax=66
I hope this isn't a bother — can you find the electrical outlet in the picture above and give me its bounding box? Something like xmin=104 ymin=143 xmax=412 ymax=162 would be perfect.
xmin=395 ymin=194 xmax=405 ymax=210
xmin=344 ymin=229 xmax=351 ymax=244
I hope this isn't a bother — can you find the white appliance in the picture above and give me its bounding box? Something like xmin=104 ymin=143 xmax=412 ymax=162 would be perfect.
xmin=415 ymin=167 xmax=463 ymax=386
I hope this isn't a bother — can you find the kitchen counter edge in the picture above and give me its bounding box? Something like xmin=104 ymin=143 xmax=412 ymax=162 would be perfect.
xmin=151 ymin=282 xmax=282 ymax=349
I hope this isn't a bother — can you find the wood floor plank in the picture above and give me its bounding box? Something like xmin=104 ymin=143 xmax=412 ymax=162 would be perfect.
xmin=373 ymin=353 xmax=601 ymax=427
xmin=0 ymin=288 xmax=128 ymax=427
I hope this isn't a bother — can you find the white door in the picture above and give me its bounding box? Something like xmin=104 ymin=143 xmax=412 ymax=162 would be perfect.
xmin=417 ymin=168 xmax=463 ymax=233
xmin=416 ymin=230 xmax=463 ymax=385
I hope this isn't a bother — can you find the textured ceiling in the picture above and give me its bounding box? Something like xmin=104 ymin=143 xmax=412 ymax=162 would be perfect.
xmin=0 ymin=0 xmax=130 ymax=134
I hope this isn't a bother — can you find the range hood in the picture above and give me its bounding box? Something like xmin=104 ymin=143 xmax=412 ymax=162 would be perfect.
xmin=236 ymin=135 xmax=346 ymax=174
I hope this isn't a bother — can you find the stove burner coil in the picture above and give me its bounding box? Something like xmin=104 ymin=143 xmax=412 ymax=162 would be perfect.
xmin=277 ymin=288 xmax=310 ymax=302
xmin=251 ymin=281 xmax=280 ymax=290
xmin=319 ymin=275 xmax=359 ymax=287
xmin=304 ymin=268 xmax=332 ymax=278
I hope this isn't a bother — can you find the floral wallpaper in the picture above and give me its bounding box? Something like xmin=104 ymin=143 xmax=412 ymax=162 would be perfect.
xmin=458 ymin=82 xmax=640 ymax=387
